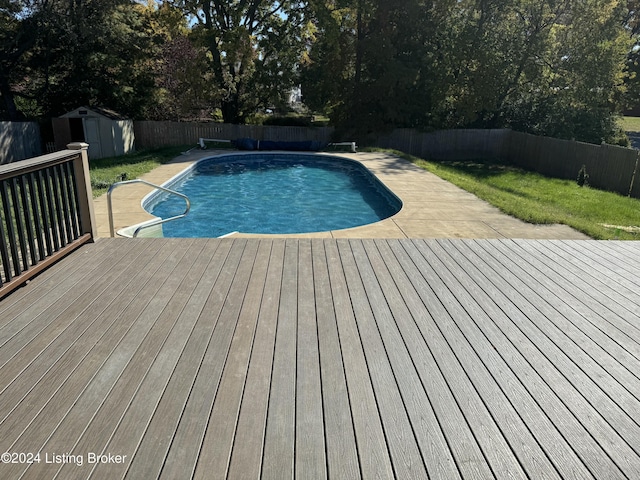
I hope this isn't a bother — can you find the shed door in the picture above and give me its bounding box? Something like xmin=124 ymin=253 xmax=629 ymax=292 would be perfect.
xmin=52 ymin=118 xmax=72 ymax=151
xmin=83 ymin=117 xmax=102 ymax=159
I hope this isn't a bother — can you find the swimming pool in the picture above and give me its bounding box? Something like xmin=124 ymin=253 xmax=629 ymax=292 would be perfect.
xmin=142 ymin=153 xmax=402 ymax=237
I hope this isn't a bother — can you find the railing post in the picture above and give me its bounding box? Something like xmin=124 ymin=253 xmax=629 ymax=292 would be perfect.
xmin=68 ymin=142 xmax=97 ymax=240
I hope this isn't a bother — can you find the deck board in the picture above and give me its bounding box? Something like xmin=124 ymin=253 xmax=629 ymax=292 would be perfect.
xmin=437 ymin=239 xmax=640 ymax=436
xmin=261 ymin=239 xmax=298 ymax=479
xmin=400 ymin=240 xmax=535 ymax=479
xmin=384 ymin=239 xmax=559 ymax=479
xmin=408 ymin=240 xmax=589 ymax=478
xmin=1 ymin=238 xmax=639 ymax=479
xmin=22 ymin=239 xmax=201 ymax=480
xmin=311 ymin=239 xmax=361 ymax=479
xmin=0 ymin=240 xmax=158 ymax=397
xmin=194 ymin=239 xmax=271 ymax=479
xmin=381 ymin=240 xmax=493 ymax=480
xmin=160 ymin=239 xmax=252 ymax=480
xmin=339 ymin=239 xmax=429 ymax=480
xmin=86 ymin=240 xmax=215 ymax=480
xmin=324 ymin=240 xmax=394 ymax=479
xmin=482 ymin=241 xmax=640 ymax=364
xmin=463 ymin=240 xmax=640 ymax=377
xmin=0 ymin=239 xmax=138 ymax=352
xmin=434 ymin=239 xmax=628 ymax=479
xmin=513 ymin=240 xmax=640 ymax=330
xmin=447 ymin=240 xmax=640 ymax=406
xmin=462 ymin=240 xmax=634 ymax=479
xmin=0 ymin=240 xmax=175 ymax=442
xmin=357 ymin=240 xmax=467 ymax=479
xmin=294 ymin=240 xmax=326 ymax=480
xmin=552 ymin=241 xmax=640 ymax=303
xmin=225 ymin=239 xmax=284 ymax=479
xmin=124 ymin=239 xmax=233 ymax=480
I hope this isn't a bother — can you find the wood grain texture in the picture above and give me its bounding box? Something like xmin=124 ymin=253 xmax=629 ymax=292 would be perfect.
xmin=0 ymin=238 xmax=638 ymax=480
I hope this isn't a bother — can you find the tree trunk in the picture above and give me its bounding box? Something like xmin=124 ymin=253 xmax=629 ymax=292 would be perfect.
xmin=220 ymin=95 xmax=241 ymax=124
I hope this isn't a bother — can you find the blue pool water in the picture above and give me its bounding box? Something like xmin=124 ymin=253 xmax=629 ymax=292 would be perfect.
xmin=145 ymin=154 xmax=401 ymax=237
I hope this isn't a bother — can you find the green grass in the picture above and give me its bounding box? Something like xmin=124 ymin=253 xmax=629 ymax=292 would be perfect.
xmin=89 ymin=145 xmax=189 ymax=197
xmin=620 ymin=116 xmax=640 ymax=133
xmin=368 ymin=148 xmax=640 ymax=240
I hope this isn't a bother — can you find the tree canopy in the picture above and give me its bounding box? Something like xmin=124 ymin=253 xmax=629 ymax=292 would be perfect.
xmin=166 ymin=0 xmax=312 ymax=123
xmin=0 ymin=0 xmax=637 ymax=144
xmin=302 ymin=0 xmax=633 ymax=143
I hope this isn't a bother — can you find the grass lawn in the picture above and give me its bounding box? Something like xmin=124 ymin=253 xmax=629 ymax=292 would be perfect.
xmin=620 ymin=116 xmax=640 ymax=132
xmin=89 ymin=146 xmax=189 ymax=197
xmin=369 ymin=149 xmax=640 ymax=240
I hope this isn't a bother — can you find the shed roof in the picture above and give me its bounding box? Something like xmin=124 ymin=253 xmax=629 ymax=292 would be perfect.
xmin=61 ymin=106 xmax=129 ymax=120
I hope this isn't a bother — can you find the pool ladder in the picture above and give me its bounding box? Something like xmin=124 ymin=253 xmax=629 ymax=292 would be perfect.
xmin=107 ymin=179 xmax=191 ymax=238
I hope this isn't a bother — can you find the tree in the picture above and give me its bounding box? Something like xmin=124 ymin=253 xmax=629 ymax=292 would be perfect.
xmin=492 ymin=0 xmax=630 ymax=143
xmin=304 ymin=0 xmax=631 ymax=144
xmin=152 ymin=35 xmax=220 ymax=120
xmin=0 ymin=1 xmax=51 ymax=120
xmin=302 ymin=0 xmax=446 ymax=137
xmin=303 ymin=0 xmax=476 ymax=137
xmin=34 ymin=0 xmax=158 ymax=118
xmin=299 ymin=0 xmax=358 ymax=117
xmin=168 ymin=0 xmax=312 ymax=123
xmin=137 ymin=1 xmax=220 ymax=120
xmin=0 ymin=0 xmax=161 ymax=120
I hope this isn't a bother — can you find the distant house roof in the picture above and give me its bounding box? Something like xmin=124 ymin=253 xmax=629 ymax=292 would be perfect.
xmin=61 ymin=106 xmax=129 ymax=120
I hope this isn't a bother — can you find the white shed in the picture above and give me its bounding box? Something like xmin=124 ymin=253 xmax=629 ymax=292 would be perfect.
xmin=53 ymin=106 xmax=135 ymax=159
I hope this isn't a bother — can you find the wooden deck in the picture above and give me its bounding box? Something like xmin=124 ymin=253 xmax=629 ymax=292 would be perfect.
xmin=1 ymin=238 xmax=639 ymax=479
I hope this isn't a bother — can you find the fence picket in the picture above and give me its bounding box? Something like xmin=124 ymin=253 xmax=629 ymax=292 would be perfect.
xmin=375 ymin=128 xmax=640 ymax=198
xmin=0 ymin=122 xmax=42 ymax=164
xmin=134 ymin=121 xmax=335 ymax=149
xmin=133 ymin=121 xmax=640 ymax=198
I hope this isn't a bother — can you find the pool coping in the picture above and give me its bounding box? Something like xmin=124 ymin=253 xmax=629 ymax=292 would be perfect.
xmin=92 ymin=150 xmax=589 ymax=239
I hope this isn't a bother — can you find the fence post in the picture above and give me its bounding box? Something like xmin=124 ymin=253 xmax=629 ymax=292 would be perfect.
xmin=629 ymin=151 xmax=640 ymax=198
xmin=68 ymin=142 xmax=97 ymax=240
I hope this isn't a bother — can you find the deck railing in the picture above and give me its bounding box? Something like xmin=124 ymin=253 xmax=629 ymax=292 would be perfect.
xmin=0 ymin=142 xmax=96 ymax=298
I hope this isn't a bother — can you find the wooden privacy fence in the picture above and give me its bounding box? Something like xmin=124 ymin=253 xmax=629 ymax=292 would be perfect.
xmin=0 ymin=122 xmax=42 ymax=164
xmin=135 ymin=122 xmax=640 ymax=197
xmin=375 ymin=128 xmax=510 ymax=161
xmin=375 ymin=128 xmax=640 ymax=198
xmin=0 ymin=143 xmax=96 ymax=298
xmin=134 ymin=121 xmax=335 ymax=148
xmin=504 ymin=131 xmax=640 ymax=197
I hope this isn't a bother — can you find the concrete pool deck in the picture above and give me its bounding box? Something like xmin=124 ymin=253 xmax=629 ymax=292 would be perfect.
xmin=93 ymin=150 xmax=589 ymax=240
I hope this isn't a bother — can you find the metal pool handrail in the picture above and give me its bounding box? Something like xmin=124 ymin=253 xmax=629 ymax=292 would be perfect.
xmin=107 ymin=179 xmax=190 ymax=238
